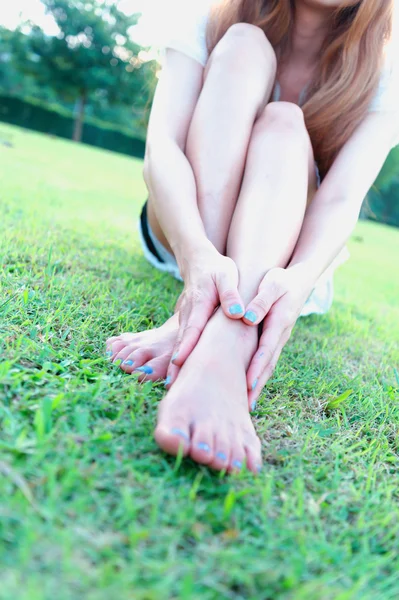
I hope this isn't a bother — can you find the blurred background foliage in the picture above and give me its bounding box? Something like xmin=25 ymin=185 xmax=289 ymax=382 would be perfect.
xmin=0 ymin=0 xmax=398 ymax=226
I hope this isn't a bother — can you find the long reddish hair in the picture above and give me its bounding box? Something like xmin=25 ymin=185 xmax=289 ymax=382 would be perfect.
xmin=206 ymin=0 xmax=394 ymax=177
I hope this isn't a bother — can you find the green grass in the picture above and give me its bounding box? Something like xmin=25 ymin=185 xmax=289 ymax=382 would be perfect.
xmin=1 ymin=122 xmax=399 ymax=600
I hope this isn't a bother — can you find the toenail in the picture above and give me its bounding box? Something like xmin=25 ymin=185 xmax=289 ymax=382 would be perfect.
xmin=257 ymin=465 xmax=262 ymax=473
xmin=216 ymin=451 xmax=227 ymax=462
xmin=164 ymin=375 xmax=172 ymax=386
xmin=171 ymin=428 xmax=189 ymax=441
xmin=229 ymin=304 xmax=243 ymax=316
xmin=251 ymin=379 xmax=258 ymax=391
xmin=244 ymin=310 xmax=257 ymax=323
xmin=123 ymin=360 xmax=134 ymax=366
xmin=135 ymin=366 xmax=153 ymax=375
xmin=197 ymin=442 xmax=210 ymax=453
xmin=250 ymin=401 xmax=257 ymax=411
xmin=106 ymin=351 xmax=112 ymax=357
xmin=232 ymin=460 xmax=242 ymax=469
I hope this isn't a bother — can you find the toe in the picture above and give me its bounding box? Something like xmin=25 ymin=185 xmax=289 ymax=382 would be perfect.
xmin=228 ymin=435 xmax=246 ymax=474
xmin=190 ymin=423 xmax=214 ymax=466
xmin=210 ymin=431 xmax=230 ymax=472
xmin=244 ymin=435 xmax=263 ymax=475
xmin=154 ymin=404 xmax=191 ymax=457
xmin=133 ymin=355 xmax=169 ymax=382
xmin=125 ymin=349 xmax=152 ymax=372
xmin=106 ymin=335 xmax=119 ymax=347
xmin=108 ymin=340 xmax=127 ymax=359
xmin=113 ymin=345 xmax=134 ymax=365
xmin=155 ymin=425 xmax=190 ymax=457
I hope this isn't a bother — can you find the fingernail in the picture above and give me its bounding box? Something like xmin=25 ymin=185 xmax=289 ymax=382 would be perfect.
xmin=250 ymin=400 xmax=257 ymax=411
xmin=106 ymin=351 xmax=112 ymax=357
xmin=172 ymin=353 xmax=178 ymax=363
xmin=252 ymin=379 xmax=258 ymax=391
xmin=232 ymin=460 xmax=242 ymax=470
xmin=229 ymin=304 xmax=243 ymax=316
xmin=197 ymin=442 xmax=210 ymax=452
xmin=135 ymin=366 xmax=153 ymax=375
xmin=171 ymin=428 xmax=189 ymax=441
xmin=257 ymin=465 xmax=262 ymax=474
xmin=216 ymin=451 xmax=227 ymax=462
xmin=244 ymin=311 xmax=257 ymax=323
xmin=164 ymin=375 xmax=172 ymax=386
xmin=123 ymin=359 xmax=134 ymax=366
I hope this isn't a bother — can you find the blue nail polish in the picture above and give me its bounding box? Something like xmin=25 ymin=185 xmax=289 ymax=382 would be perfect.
xmin=251 ymin=400 xmax=257 ymax=411
xmin=252 ymin=379 xmax=258 ymax=391
xmin=135 ymin=366 xmax=154 ymax=375
xmin=257 ymin=465 xmax=262 ymax=474
xmin=106 ymin=351 xmax=112 ymax=357
xmin=229 ymin=304 xmax=243 ymax=316
xmin=123 ymin=359 xmax=134 ymax=366
xmin=244 ymin=311 xmax=257 ymax=323
xmin=216 ymin=451 xmax=227 ymax=462
xmin=164 ymin=375 xmax=172 ymax=386
xmin=197 ymin=442 xmax=210 ymax=452
xmin=232 ymin=460 xmax=242 ymax=469
xmin=171 ymin=428 xmax=189 ymax=441
xmin=172 ymin=353 xmax=178 ymax=363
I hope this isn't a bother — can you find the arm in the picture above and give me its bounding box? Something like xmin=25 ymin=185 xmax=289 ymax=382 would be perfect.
xmin=144 ymin=49 xmax=210 ymax=265
xmin=146 ymin=49 xmax=245 ymax=378
xmin=288 ymin=111 xmax=399 ymax=284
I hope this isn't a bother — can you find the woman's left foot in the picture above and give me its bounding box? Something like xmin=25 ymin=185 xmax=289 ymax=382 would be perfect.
xmin=106 ymin=313 xmax=178 ymax=382
xmin=154 ymin=308 xmax=262 ymax=474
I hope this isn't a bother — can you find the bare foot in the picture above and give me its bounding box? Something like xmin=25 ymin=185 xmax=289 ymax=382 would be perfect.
xmin=106 ymin=313 xmax=178 ymax=382
xmin=154 ymin=308 xmax=262 ymax=474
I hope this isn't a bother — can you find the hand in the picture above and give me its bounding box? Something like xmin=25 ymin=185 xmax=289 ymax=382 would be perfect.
xmin=243 ymin=266 xmax=315 ymax=409
xmin=167 ymin=242 xmax=244 ymax=384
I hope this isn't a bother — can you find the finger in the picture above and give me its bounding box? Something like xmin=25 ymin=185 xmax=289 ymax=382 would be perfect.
xmin=247 ymin=318 xmax=287 ymax=403
xmin=248 ymin=342 xmax=285 ymax=409
xmin=243 ymin=292 xmax=276 ymax=326
xmin=172 ymin=298 xmax=214 ymax=368
xmin=216 ymin=271 xmax=245 ymax=320
xmin=243 ymin=271 xmax=287 ymax=326
xmin=248 ymin=329 xmax=291 ymax=409
xmin=165 ymin=360 xmax=180 ymax=389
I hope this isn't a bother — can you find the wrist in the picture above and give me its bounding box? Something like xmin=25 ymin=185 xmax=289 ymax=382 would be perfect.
xmin=286 ymin=261 xmax=318 ymax=290
xmin=171 ymin=235 xmax=215 ymax=276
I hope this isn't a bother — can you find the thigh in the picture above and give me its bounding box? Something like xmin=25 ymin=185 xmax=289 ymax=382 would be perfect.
xmin=306 ymin=137 xmax=318 ymax=206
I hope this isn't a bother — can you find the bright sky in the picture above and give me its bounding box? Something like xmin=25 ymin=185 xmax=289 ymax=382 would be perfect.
xmin=0 ymin=0 xmax=164 ymax=45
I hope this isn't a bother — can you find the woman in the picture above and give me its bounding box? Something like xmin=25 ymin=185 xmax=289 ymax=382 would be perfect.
xmin=107 ymin=0 xmax=399 ymax=474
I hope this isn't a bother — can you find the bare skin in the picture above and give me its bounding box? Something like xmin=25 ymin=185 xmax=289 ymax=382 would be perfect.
xmin=154 ymin=308 xmax=262 ymax=474
xmin=107 ymin=24 xmax=315 ymax=475
xmin=106 ymin=0 xmax=389 ymax=473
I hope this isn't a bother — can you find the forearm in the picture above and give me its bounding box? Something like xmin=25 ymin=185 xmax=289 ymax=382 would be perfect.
xmin=287 ymin=194 xmax=359 ymax=285
xmin=145 ymin=139 xmax=211 ymax=269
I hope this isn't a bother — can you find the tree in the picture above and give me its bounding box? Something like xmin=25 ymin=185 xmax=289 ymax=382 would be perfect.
xmin=13 ymin=0 xmax=154 ymax=141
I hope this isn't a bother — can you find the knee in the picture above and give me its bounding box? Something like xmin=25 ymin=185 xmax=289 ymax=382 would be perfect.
xmin=209 ymin=23 xmax=276 ymax=74
xmin=255 ymin=102 xmax=307 ymax=136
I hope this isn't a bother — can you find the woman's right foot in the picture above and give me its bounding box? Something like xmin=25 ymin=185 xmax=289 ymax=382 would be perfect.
xmin=106 ymin=313 xmax=178 ymax=382
xmin=154 ymin=308 xmax=262 ymax=474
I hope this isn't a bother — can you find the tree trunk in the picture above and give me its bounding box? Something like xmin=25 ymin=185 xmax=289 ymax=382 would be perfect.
xmin=72 ymin=91 xmax=87 ymax=142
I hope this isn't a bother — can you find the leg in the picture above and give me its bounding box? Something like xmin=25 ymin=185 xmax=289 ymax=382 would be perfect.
xmin=155 ymin=103 xmax=316 ymax=474
xmin=107 ymin=25 xmax=277 ymax=378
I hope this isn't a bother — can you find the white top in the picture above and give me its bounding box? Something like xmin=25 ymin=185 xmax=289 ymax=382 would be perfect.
xmin=157 ymin=0 xmax=399 ymax=145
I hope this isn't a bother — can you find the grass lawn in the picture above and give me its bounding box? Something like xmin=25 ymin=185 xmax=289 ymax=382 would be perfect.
xmin=1 ymin=122 xmax=399 ymax=600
